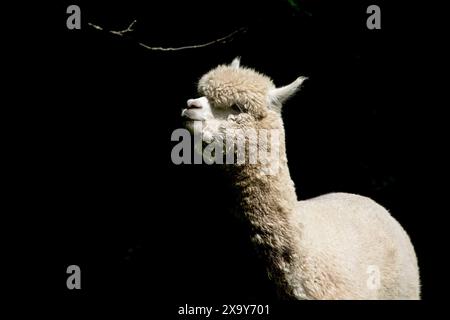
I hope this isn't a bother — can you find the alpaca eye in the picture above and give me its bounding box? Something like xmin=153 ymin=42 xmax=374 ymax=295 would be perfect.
xmin=231 ymin=104 xmax=242 ymax=113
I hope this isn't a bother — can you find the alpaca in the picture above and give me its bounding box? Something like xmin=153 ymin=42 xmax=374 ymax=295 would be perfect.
xmin=181 ymin=58 xmax=420 ymax=300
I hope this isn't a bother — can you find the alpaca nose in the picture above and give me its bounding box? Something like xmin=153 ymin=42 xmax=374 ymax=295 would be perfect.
xmin=187 ymin=99 xmax=203 ymax=109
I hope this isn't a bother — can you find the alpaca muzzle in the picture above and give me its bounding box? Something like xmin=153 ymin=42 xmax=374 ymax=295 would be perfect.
xmin=182 ymin=97 xmax=212 ymax=121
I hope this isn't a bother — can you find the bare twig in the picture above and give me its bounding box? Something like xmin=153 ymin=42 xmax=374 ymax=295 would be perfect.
xmin=87 ymin=20 xmax=137 ymax=36
xmin=88 ymin=20 xmax=247 ymax=51
xmin=110 ymin=19 xmax=137 ymax=36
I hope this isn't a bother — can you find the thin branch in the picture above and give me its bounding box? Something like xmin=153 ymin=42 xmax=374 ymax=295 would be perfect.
xmin=88 ymin=20 xmax=247 ymax=52
xmin=87 ymin=20 xmax=136 ymax=36
xmin=110 ymin=19 xmax=137 ymax=36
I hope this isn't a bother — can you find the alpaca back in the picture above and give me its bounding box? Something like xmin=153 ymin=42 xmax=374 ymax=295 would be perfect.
xmin=291 ymin=192 xmax=420 ymax=299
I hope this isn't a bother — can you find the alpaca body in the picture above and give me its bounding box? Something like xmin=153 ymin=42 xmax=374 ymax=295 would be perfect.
xmin=229 ymin=160 xmax=420 ymax=300
xmin=182 ymin=58 xmax=420 ymax=299
xmin=291 ymin=193 xmax=420 ymax=299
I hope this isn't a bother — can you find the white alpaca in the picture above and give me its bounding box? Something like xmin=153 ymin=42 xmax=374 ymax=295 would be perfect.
xmin=181 ymin=58 xmax=420 ymax=299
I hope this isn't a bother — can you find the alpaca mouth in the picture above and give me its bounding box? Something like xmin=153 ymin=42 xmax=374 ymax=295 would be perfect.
xmin=181 ymin=109 xmax=205 ymax=121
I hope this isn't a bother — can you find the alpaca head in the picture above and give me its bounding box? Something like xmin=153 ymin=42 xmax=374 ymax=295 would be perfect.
xmin=181 ymin=58 xmax=306 ymax=168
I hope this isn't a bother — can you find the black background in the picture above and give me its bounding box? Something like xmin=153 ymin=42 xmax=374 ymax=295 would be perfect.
xmin=12 ymin=0 xmax=445 ymax=316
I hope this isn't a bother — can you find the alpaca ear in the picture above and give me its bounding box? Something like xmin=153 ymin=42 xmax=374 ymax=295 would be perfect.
xmin=269 ymin=76 xmax=307 ymax=110
xmin=230 ymin=57 xmax=241 ymax=68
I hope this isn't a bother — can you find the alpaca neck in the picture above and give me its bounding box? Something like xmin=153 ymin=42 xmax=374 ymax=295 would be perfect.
xmin=226 ymin=153 xmax=300 ymax=298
